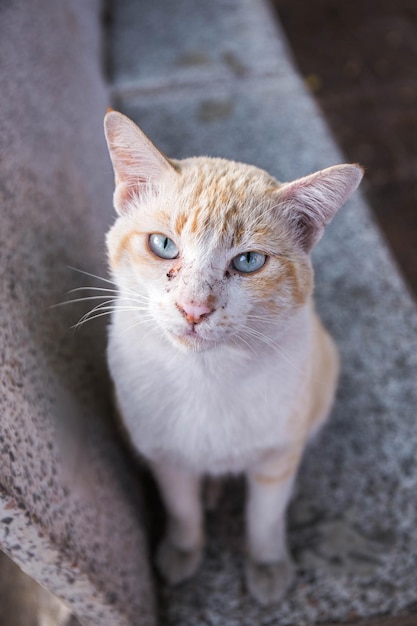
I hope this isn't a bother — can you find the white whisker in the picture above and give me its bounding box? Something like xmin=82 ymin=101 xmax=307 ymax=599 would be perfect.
xmin=54 ymin=293 xmax=149 ymax=309
xmin=75 ymin=303 xmax=113 ymax=327
xmin=52 ymin=268 xmax=152 ymax=333
xmin=67 ymin=266 xmax=146 ymax=299
xmin=68 ymin=285 xmax=151 ymax=303
xmin=119 ymin=315 xmax=155 ymax=336
xmin=53 ymin=295 xmax=118 ymax=308
xmin=80 ymin=304 xmax=148 ymax=321
xmin=240 ymin=324 xmax=304 ymax=376
xmin=72 ymin=307 xmax=152 ymax=329
xmin=72 ymin=310 xmax=115 ymax=329
xmin=68 ymin=286 xmax=120 ymax=294
xmin=68 ymin=266 xmax=119 ymax=286
xmin=232 ymin=331 xmax=262 ymax=361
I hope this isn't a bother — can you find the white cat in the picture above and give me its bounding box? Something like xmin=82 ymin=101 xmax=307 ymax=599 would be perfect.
xmin=103 ymin=110 xmax=363 ymax=605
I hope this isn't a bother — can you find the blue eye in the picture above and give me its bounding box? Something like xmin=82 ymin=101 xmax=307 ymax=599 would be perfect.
xmin=149 ymin=234 xmax=179 ymax=259
xmin=232 ymin=251 xmax=267 ymax=273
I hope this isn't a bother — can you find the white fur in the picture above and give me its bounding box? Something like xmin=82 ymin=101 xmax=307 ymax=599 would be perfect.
xmin=108 ymin=303 xmax=312 ymax=475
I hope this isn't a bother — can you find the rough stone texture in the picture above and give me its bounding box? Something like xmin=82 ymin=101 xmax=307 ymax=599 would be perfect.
xmin=108 ymin=0 xmax=417 ymax=623
xmin=110 ymin=0 xmax=291 ymax=90
xmin=0 ymin=1 xmax=155 ymax=624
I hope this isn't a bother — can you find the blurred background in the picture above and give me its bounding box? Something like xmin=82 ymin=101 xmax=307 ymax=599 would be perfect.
xmin=272 ymin=0 xmax=417 ymax=298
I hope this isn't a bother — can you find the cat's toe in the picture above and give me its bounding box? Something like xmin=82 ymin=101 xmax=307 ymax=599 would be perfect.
xmin=156 ymin=539 xmax=203 ymax=585
xmin=246 ymin=558 xmax=295 ymax=606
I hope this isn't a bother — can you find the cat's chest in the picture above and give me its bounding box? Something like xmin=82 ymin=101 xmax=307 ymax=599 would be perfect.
xmin=108 ymin=320 xmax=307 ymax=472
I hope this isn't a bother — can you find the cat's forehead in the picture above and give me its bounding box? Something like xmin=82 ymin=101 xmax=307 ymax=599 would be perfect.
xmin=169 ymin=157 xmax=281 ymax=248
xmin=175 ymin=157 xmax=278 ymax=204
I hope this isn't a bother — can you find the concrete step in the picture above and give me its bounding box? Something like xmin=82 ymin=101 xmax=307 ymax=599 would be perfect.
xmin=0 ymin=2 xmax=156 ymax=624
xmin=108 ymin=0 xmax=417 ymax=624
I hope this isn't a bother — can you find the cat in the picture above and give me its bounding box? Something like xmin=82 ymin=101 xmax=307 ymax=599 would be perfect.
xmin=103 ymin=109 xmax=363 ymax=605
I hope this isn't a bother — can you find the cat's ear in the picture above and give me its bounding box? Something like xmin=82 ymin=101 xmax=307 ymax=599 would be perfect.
xmin=104 ymin=110 xmax=176 ymax=214
xmin=277 ymin=164 xmax=363 ymax=252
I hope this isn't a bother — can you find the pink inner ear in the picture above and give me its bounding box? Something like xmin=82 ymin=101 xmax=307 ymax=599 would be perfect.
xmin=278 ymin=182 xmax=328 ymax=252
xmin=277 ymin=164 xmax=364 ymax=252
xmin=104 ymin=111 xmax=177 ymax=213
xmin=113 ymin=182 xmax=136 ymax=212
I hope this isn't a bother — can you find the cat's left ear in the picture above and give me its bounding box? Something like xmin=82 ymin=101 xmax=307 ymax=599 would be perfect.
xmin=104 ymin=110 xmax=176 ymax=214
xmin=277 ymin=164 xmax=364 ymax=252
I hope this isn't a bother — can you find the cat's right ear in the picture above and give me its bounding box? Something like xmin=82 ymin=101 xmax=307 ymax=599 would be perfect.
xmin=104 ymin=110 xmax=175 ymax=214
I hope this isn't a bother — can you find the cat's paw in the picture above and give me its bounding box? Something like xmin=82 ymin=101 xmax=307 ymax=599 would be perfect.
xmin=156 ymin=539 xmax=203 ymax=585
xmin=246 ymin=558 xmax=295 ymax=606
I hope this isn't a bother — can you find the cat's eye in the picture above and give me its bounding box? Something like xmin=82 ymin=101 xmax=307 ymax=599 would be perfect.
xmin=231 ymin=251 xmax=267 ymax=274
xmin=148 ymin=234 xmax=179 ymax=259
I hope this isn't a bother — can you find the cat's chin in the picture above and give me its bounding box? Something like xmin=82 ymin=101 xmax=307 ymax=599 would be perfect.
xmin=165 ymin=329 xmax=217 ymax=352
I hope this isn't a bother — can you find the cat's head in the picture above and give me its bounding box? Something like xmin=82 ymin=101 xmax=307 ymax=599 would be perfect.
xmin=104 ymin=111 xmax=363 ymax=352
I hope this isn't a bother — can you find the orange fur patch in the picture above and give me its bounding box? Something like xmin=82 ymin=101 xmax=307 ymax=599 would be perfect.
xmin=109 ymin=230 xmax=144 ymax=268
xmin=253 ymin=470 xmax=293 ymax=485
xmin=218 ymin=185 xmax=231 ymax=206
xmin=175 ymin=212 xmax=188 ymax=235
xmin=279 ymin=258 xmax=311 ymax=306
xmin=233 ymin=218 xmax=246 ymax=245
xmin=207 ymin=293 xmax=217 ymax=308
xmin=190 ymin=205 xmax=202 ymax=234
xmin=254 ymin=448 xmax=302 ymax=485
xmin=191 ymin=178 xmax=205 ymax=204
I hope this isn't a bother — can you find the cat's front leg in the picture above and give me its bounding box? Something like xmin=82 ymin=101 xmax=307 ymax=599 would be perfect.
xmin=150 ymin=460 xmax=204 ymax=584
xmin=245 ymin=448 xmax=301 ymax=605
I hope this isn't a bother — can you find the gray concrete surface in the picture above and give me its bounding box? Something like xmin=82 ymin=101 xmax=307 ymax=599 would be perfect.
xmin=108 ymin=0 xmax=417 ymax=624
xmin=0 ymin=1 xmax=155 ymax=624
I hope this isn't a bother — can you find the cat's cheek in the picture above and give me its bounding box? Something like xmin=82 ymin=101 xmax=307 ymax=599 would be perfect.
xmin=235 ymin=258 xmax=312 ymax=315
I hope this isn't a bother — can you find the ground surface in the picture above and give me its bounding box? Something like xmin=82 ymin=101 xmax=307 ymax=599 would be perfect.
xmin=106 ymin=0 xmax=417 ymax=623
xmin=273 ymin=0 xmax=417 ymax=298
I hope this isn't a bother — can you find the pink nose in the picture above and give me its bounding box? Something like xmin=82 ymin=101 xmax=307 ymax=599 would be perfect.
xmin=177 ymin=301 xmax=213 ymax=324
